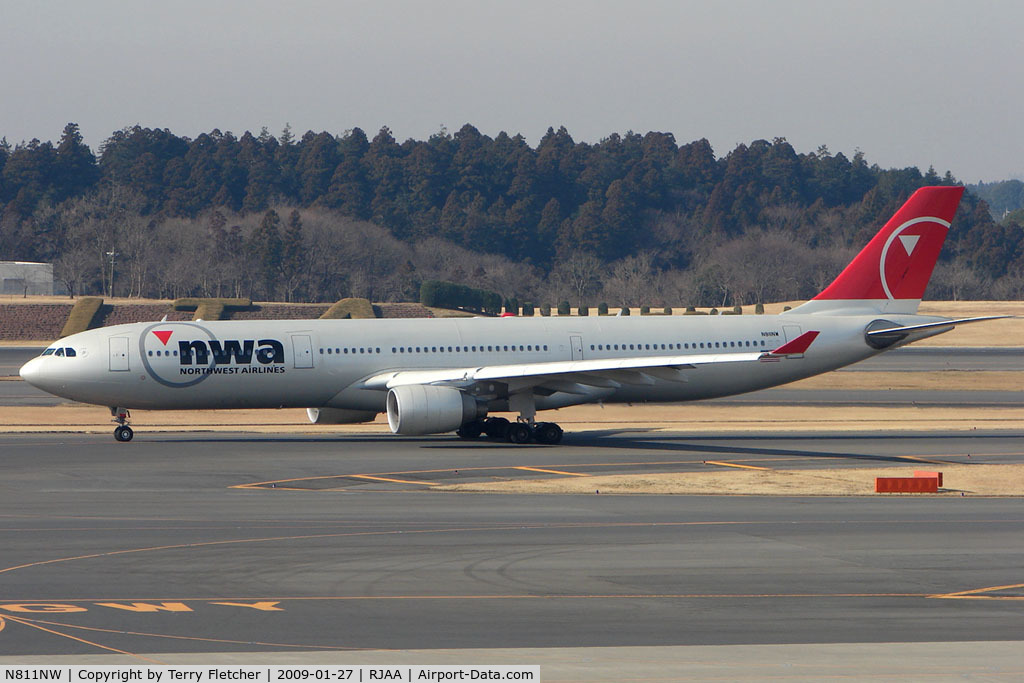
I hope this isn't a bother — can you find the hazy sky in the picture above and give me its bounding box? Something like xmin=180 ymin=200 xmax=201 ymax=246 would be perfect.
xmin=2 ymin=1 xmax=1021 ymax=182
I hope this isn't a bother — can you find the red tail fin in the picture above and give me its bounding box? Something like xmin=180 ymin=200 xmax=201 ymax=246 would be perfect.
xmin=801 ymin=186 xmax=964 ymax=313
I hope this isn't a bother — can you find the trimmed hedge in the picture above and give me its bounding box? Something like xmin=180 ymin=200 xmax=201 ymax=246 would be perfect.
xmin=522 ymin=302 xmax=534 ymax=317
xmin=598 ymin=302 xmax=609 ymax=316
xmin=557 ymin=300 xmax=571 ymax=316
xmin=172 ymin=297 xmax=251 ymax=321
xmin=320 ymin=297 xmax=376 ymax=319
xmin=420 ymin=280 xmax=502 ymax=314
xmin=60 ymin=297 xmax=104 ymax=337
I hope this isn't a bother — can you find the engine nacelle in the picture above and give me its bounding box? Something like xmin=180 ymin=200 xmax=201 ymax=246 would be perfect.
xmin=307 ymin=407 xmax=379 ymax=424
xmin=386 ymin=384 xmax=483 ymax=435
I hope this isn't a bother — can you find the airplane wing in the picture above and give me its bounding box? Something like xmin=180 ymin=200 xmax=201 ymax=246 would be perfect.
xmin=362 ymin=331 xmax=820 ymax=394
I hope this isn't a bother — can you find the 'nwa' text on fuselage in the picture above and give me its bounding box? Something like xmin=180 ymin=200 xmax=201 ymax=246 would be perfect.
xmin=178 ymin=339 xmax=285 ymax=366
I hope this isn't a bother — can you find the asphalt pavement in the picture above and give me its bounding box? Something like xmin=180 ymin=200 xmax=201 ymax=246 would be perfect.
xmin=1 ymin=431 xmax=1024 ymax=663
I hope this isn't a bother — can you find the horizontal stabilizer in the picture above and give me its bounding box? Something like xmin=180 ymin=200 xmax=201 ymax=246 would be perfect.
xmin=866 ymin=316 xmax=1011 ymax=337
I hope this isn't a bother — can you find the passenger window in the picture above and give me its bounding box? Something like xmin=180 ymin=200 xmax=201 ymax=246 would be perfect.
xmin=327 ymin=348 xmax=332 ymax=354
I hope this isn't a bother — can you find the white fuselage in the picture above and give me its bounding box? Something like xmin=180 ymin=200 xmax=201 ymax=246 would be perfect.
xmin=18 ymin=311 xmax=943 ymax=414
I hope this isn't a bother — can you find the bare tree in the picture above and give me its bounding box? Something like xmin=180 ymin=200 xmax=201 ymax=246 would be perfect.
xmin=549 ymin=252 xmax=603 ymax=307
xmin=602 ymin=252 xmax=655 ymax=307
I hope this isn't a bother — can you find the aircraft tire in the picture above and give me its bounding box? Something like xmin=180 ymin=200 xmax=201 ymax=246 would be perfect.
xmin=506 ymin=422 xmax=532 ymax=444
xmin=483 ymin=417 xmax=510 ymax=439
xmin=456 ymin=420 xmax=483 ymax=439
xmin=114 ymin=426 xmax=134 ymax=442
xmin=534 ymin=422 xmax=563 ymax=445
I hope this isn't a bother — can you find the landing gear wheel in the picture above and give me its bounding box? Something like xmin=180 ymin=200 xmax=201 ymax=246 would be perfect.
xmin=456 ymin=420 xmax=484 ymax=439
xmin=114 ymin=426 xmax=134 ymax=442
xmin=483 ymin=417 xmax=510 ymax=439
xmin=534 ymin=422 xmax=563 ymax=445
xmin=506 ymin=422 xmax=532 ymax=444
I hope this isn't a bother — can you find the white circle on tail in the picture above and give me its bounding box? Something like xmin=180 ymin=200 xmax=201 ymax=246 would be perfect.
xmin=878 ymin=216 xmax=950 ymax=300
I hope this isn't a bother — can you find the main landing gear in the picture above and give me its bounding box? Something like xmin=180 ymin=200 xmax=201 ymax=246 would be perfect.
xmin=457 ymin=416 xmax=564 ymax=445
xmin=111 ymin=407 xmax=134 ymax=442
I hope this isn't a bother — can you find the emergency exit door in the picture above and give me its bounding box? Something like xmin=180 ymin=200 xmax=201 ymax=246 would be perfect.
xmin=570 ymin=335 xmax=584 ymax=360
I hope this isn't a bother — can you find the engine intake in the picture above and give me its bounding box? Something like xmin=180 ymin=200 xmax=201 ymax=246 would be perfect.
xmin=386 ymin=384 xmax=484 ymax=435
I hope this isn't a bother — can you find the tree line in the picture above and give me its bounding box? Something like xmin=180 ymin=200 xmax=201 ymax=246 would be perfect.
xmin=1 ymin=122 xmax=1023 ymax=306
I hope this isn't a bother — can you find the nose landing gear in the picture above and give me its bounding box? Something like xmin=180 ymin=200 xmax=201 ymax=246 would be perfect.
xmin=111 ymin=407 xmax=134 ymax=442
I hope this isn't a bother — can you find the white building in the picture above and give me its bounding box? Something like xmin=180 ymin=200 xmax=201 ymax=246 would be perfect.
xmin=0 ymin=261 xmax=55 ymax=295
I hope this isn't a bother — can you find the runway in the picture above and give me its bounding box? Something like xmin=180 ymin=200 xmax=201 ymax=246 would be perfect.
xmin=2 ymin=431 xmax=1024 ymax=667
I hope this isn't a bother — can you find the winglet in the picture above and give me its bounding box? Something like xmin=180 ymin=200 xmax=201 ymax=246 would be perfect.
xmin=769 ymin=330 xmax=820 ymax=356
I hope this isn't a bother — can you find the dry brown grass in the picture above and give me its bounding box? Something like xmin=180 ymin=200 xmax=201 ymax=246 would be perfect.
xmin=436 ymin=465 xmax=1024 ymax=496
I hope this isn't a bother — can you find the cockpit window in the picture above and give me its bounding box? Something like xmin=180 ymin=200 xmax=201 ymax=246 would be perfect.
xmin=42 ymin=348 xmax=55 ymax=356
xmin=65 ymin=347 xmax=77 ymax=357
xmin=55 ymin=348 xmax=65 ymax=357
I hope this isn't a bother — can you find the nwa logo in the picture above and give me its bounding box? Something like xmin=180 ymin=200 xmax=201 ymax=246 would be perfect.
xmin=178 ymin=339 xmax=284 ymax=369
xmin=140 ymin=323 xmax=286 ymax=388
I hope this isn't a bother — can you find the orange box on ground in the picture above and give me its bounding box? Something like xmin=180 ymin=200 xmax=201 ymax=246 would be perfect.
xmin=876 ymin=477 xmax=939 ymax=493
xmin=914 ymin=470 xmax=943 ymax=486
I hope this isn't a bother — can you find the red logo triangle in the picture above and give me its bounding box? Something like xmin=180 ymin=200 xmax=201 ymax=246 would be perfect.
xmin=152 ymin=330 xmax=173 ymax=346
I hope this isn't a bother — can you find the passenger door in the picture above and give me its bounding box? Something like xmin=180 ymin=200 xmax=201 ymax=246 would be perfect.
xmin=291 ymin=334 xmax=314 ymax=369
xmin=109 ymin=336 xmax=130 ymax=372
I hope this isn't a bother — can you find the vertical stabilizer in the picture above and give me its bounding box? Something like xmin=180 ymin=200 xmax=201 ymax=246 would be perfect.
xmin=790 ymin=186 xmax=964 ymax=314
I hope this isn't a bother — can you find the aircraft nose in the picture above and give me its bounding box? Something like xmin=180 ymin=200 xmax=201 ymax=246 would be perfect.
xmin=19 ymin=357 xmax=43 ymax=386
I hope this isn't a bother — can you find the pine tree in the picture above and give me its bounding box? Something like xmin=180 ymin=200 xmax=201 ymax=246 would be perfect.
xmin=281 ymin=209 xmax=305 ymax=301
xmin=250 ymin=209 xmax=283 ymax=298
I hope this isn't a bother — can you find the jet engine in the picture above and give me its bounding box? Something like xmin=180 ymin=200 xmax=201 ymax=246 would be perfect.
xmin=386 ymin=384 xmax=484 ymax=435
xmin=306 ymin=407 xmax=379 ymax=424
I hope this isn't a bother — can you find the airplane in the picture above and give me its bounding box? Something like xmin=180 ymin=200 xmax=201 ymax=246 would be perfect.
xmin=20 ymin=185 xmax=1008 ymax=444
